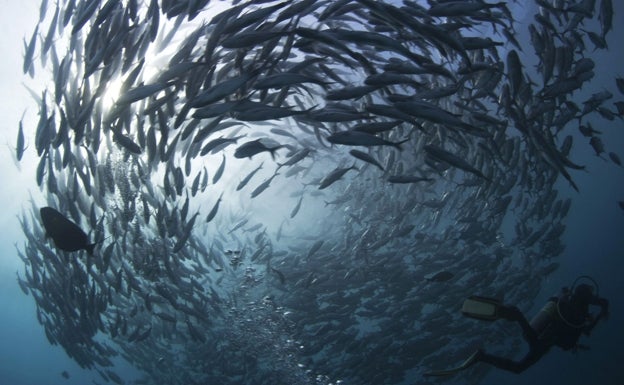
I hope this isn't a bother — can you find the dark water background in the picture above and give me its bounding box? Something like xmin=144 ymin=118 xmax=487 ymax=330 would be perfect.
xmin=0 ymin=1 xmax=622 ymax=385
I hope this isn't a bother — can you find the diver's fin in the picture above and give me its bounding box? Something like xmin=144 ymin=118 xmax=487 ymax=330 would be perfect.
xmin=461 ymin=295 xmax=502 ymax=321
xmin=423 ymin=350 xmax=482 ymax=377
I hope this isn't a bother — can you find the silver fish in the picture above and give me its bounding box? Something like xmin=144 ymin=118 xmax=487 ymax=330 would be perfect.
xmin=319 ymin=165 xmax=357 ymax=189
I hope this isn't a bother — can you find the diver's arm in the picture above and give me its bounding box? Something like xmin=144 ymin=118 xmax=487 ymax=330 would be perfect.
xmin=583 ymin=297 xmax=609 ymax=335
xmin=596 ymin=297 xmax=609 ymax=318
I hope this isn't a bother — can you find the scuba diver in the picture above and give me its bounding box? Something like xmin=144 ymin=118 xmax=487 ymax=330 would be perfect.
xmin=425 ymin=276 xmax=609 ymax=376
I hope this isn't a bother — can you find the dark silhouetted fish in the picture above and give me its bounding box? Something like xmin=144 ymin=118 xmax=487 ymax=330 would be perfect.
xmin=349 ymin=149 xmax=384 ymax=170
xmin=327 ymin=130 xmax=408 ymax=151
xmin=387 ymin=175 xmax=434 ymax=184
xmin=236 ymin=162 xmax=263 ymax=191
xmin=319 ymin=165 xmax=357 ymax=189
xmin=425 ymin=271 xmax=454 ymax=282
xmin=16 ymin=115 xmax=26 ymax=161
xmin=40 ymin=207 xmax=95 ymax=254
xmin=234 ymin=139 xmax=285 ymax=159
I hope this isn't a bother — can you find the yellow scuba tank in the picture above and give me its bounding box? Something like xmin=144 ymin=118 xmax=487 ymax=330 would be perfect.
xmin=529 ymin=301 xmax=558 ymax=339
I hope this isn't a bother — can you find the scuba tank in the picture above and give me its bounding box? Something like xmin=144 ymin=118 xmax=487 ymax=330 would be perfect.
xmin=529 ymin=300 xmax=559 ymax=338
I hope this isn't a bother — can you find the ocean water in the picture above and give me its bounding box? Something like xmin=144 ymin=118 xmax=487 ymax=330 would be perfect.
xmin=0 ymin=1 xmax=622 ymax=385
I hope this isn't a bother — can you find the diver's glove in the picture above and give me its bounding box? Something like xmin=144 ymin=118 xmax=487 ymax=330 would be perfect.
xmin=597 ymin=298 xmax=609 ymax=320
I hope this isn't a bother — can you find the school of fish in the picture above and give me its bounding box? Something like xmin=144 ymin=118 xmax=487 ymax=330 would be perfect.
xmin=14 ymin=0 xmax=623 ymax=384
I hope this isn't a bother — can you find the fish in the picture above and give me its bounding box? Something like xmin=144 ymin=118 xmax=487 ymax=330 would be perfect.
xmin=349 ymin=149 xmax=384 ymax=171
xmin=173 ymin=212 xmax=199 ymax=253
xmin=251 ymin=170 xmax=280 ymax=198
xmin=253 ymin=73 xmax=329 ymax=90
xmin=42 ymin=4 xmax=59 ymax=56
xmin=608 ymin=152 xmax=621 ymax=166
xmin=113 ymin=131 xmax=142 ymax=154
xmin=16 ymin=115 xmax=26 ymax=161
xmin=16 ymin=272 xmax=29 ymax=295
xmin=116 ymin=82 xmax=174 ymax=106
xmin=192 ymin=102 xmax=238 ymax=119
xmin=23 ymin=25 xmax=39 ymax=75
xmin=424 ymin=145 xmax=489 ymax=180
xmin=40 ymin=207 xmax=95 ymax=254
xmin=270 ymin=267 xmax=286 ymax=284
xmin=234 ymin=139 xmax=284 ymax=159
xmin=326 ymin=85 xmax=379 ymax=101
xmin=427 ymin=1 xmax=506 ymax=17
xmin=231 ymin=104 xmax=314 ymax=121
xmin=105 ymin=370 xmax=124 ymax=385
xmin=387 ymin=175 xmax=434 ymax=184
xmin=327 ymin=131 xmax=408 ymax=150
xmin=306 ymin=240 xmax=324 ymax=260
xmin=71 ymin=0 xmax=101 ymax=35
xmin=133 ymin=325 xmax=152 ymax=343
xmin=212 ymin=154 xmax=226 ymax=184
xmin=616 ymin=78 xmax=624 ymax=94
xmin=221 ymin=30 xmax=288 ymax=49
xmin=425 ymin=271 xmax=454 ymax=282
xmin=319 ymin=165 xmax=357 ymax=189
xmin=205 ymin=193 xmax=223 ymax=223
xmin=290 ymin=194 xmax=304 ymax=218
xmin=200 ymin=135 xmax=245 ymax=156
xmin=352 ymin=121 xmax=401 ymax=134
xmin=365 ymin=72 xmax=424 ymax=88
xmin=599 ymin=0 xmax=614 ymax=37
xmin=589 ymin=136 xmax=605 ymax=156
xmin=228 ymin=219 xmax=249 ymax=234
xmin=579 ymin=123 xmax=601 ymax=137
xmin=154 ymin=312 xmax=176 ymax=323
xmin=278 ymin=148 xmax=312 ymax=168
xmin=236 ymin=162 xmax=263 ymax=191
xmin=222 ymin=0 xmax=292 ymax=34
xmin=393 ymin=100 xmax=476 ymax=131
xmin=191 ymin=72 xmax=258 ymax=108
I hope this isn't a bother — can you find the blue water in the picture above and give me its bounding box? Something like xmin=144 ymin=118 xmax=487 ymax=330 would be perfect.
xmin=0 ymin=1 xmax=623 ymax=385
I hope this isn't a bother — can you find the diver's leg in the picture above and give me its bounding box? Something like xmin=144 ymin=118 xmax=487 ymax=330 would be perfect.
xmin=478 ymin=347 xmax=544 ymax=374
xmin=498 ymin=305 xmax=538 ymax=343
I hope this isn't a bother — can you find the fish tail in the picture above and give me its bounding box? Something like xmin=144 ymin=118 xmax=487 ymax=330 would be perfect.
xmin=393 ymin=138 xmax=410 ymax=151
xmin=269 ymin=146 xmax=283 ymax=160
xmin=85 ymin=243 xmax=96 ymax=255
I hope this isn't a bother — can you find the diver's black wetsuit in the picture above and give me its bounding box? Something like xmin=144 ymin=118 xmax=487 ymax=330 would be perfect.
xmin=478 ymin=286 xmax=609 ymax=374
